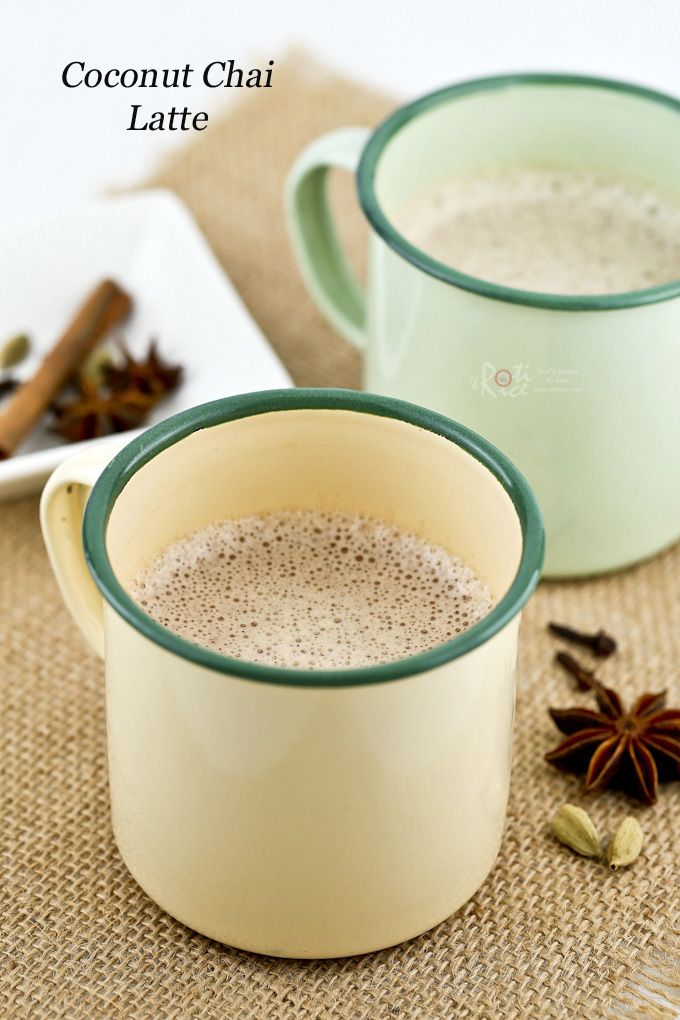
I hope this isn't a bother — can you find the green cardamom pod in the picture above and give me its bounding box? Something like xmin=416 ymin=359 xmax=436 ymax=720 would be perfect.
xmin=551 ymin=803 xmax=601 ymax=857
xmin=80 ymin=345 xmax=115 ymax=387
xmin=608 ymin=816 xmax=643 ymax=871
xmin=0 ymin=333 xmax=30 ymax=371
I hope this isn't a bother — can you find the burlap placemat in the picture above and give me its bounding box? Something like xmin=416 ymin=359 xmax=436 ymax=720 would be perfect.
xmin=1 ymin=55 xmax=679 ymax=1019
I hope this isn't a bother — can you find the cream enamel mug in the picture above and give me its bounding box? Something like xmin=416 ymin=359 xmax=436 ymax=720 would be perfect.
xmin=286 ymin=73 xmax=680 ymax=577
xmin=40 ymin=389 xmax=543 ymax=958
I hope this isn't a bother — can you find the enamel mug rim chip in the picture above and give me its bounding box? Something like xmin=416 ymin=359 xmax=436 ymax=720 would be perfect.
xmin=356 ymin=71 xmax=680 ymax=312
xmin=82 ymin=388 xmax=544 ymax=688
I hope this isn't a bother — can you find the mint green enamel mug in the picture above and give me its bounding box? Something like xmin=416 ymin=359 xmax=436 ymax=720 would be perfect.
xmin=286 ymin=73 xmax=680 ymax=577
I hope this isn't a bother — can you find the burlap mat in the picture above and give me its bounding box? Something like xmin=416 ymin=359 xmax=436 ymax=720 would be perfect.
xmin=1 ymin=55 xmax=679 ymax=1019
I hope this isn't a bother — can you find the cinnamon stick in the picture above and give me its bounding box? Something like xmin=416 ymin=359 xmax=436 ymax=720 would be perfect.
xmin=0 ymin=279 xmax=132 ymax=458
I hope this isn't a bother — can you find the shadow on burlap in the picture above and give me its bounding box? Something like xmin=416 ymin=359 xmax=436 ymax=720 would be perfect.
xmin=0 ymin=54 xmax=678 ymax=1019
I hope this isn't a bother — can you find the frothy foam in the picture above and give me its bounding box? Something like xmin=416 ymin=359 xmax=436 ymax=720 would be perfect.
xmin=129 ymin=510 xmax=494 ymax=670
xmin=394 ymin=167 xmax=680 ymax=295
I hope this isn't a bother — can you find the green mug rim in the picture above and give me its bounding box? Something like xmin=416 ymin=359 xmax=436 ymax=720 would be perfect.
xmin=357 ymin=71 xmax=680 ymax=312
xmin=83 ymin=388 xmax=544 ymax=688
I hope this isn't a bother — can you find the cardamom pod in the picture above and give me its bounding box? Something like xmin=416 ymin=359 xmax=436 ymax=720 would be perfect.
xmin=551 ymin=803 xmax=601 ymax=857
xmin=0 ymin=333 xmax=30 ymax=371
xmin=608 ymin=816 xmax=643 ymax=871
xmin=80 ymin=345 xmax=115 ymax=387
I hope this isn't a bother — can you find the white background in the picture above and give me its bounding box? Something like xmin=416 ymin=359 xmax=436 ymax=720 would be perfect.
xmin=2 ymin=0 xmax=680 ymax=224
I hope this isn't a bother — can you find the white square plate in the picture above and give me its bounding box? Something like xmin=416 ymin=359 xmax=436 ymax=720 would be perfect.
xmin=0 ymin=189 xmax=291 ymax=499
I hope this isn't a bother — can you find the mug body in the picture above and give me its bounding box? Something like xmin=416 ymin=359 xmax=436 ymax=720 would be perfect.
xmin=357 ymin=76 xmax=680 ymax=577
xmin=104 ymin=608 xmax=519 ymax=957
xmin=46 ymin=390 xmax=542 ymax=958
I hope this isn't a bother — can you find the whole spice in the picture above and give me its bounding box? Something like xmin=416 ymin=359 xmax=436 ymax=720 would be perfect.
xmin=0 ymin=378 xmax=19 ymax=400
xmin=0 ymin=333 xmax=30 ymax=371
xmin=551 ymin=803 xmax=601 ymax=857
xmin=556 ymin=651 xmax=598 ymax=692
xmin=546 ymin=684 xmax=680 ymax=804
xmin=80 ymin=345 xmax=117 ymax=387
xmin=104 ymin=341 xmax=182 ymax=397
xmin=607 ymin=816 xmax=643 ymax=870
xmin=51 ymin=379 xmax=156 ymax=442
xmin=548 ymin=622 xmax=617 ymax=657
xmin=0 ymin=280 xmax=132 ymax=458
xmin=50 ymin=340 xmax=183 ymax=442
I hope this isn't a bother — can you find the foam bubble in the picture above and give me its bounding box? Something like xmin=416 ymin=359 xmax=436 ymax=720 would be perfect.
xmin=129 ymin=510 xmax=494 ymax=670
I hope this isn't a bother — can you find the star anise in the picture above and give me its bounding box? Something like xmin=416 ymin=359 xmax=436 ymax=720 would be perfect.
xmin=49 ymin=339 xmax=183 ymax=443
xmin=104 ymin=341 xmax=182 ymax=398
xmin=546 ymin=682 xmax=680 ymax=804
xmin=51 ymin=379 xmax=156 ymax=442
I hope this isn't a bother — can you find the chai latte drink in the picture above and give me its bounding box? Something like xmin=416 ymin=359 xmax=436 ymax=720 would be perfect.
xmin=394 ymin=167 xmax=680 ymax=294
xmin=130 ymin=510 xmax=493 ymax=669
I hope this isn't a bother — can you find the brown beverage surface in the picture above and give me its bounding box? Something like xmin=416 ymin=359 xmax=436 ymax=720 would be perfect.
xmin=130 ymin=510 xmax=494 ymax=670
xmin=394 ymin=167 xmax=680 ymax=295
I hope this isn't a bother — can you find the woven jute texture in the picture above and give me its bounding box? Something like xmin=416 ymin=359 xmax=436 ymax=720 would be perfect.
xmin=1 ymin=56 xmax=679 ymax=1020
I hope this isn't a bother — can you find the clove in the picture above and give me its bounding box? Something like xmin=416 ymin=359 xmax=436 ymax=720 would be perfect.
xmin=555 ymin=651 xmax=599 ymax=691
xmin=0 ymin=378 xmax=19 ymax=400
xmin=548 ymin=622 xmax=617 ymax=657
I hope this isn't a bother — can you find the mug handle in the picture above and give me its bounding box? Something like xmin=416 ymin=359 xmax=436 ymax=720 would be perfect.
xmin=285 ymin=127 xmax=370 ymax=349
xmin=40 ymin=442 xmax=124 ymax=659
